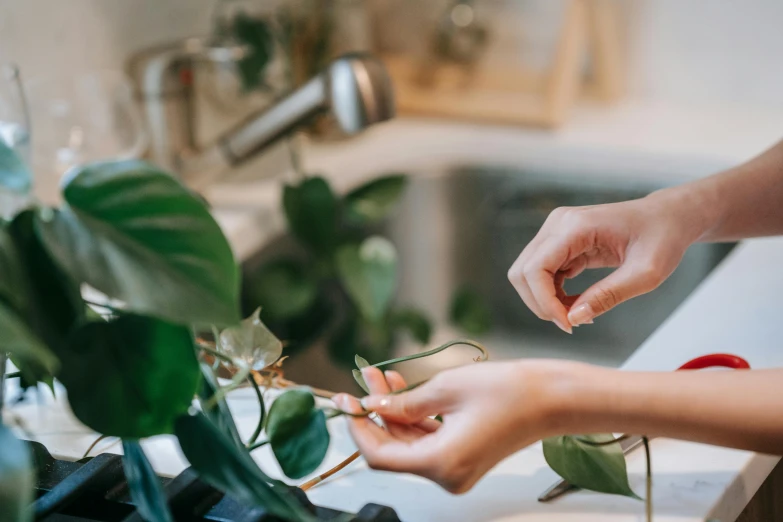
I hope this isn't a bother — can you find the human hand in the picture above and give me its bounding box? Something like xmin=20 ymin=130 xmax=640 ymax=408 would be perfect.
xmin=507 ymin=190 xmax=707 ymax=332
xmin=333 ymin=360 xmax=572 ymax=493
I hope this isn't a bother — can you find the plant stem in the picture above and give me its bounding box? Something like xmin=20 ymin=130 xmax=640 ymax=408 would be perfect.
xmin=369 ymin=339 xmax=488 ymax=369
xmin=248 ymin=438 xmax=270 ymax=452
xmin=198 ymin=345 xmax=251 ymax=411
xmin=247 ymin=373 xmax=265 ymax=446
xmin=0 ymin=352 xmax=6 ymax=423
xmin=300 ymin=450 xmax=361 ymax=491
xmin=643 ymin=436 xmax=652 ymax=522
xmin=83 ymin=434 xmax=110 ymax=458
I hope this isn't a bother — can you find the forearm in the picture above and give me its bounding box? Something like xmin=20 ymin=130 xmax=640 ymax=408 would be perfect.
xmin=651 ymin=139 xmax=783 ymax=243
xmin=546 ymin=364 xmax=783 ymax=455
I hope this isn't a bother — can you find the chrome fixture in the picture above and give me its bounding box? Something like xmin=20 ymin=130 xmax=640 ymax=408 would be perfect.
xmin=128 ymin=38 xmax=394 ymax=186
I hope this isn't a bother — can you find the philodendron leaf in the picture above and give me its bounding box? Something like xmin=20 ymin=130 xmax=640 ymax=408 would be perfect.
xmin=336 ymin=237 xmax=398 ymax=322
xmin=343 ymin=174 xmax=407 ymax=225
xmin=244 ymin=259 xmax=318 ymax=321
xmin=0 ymin=424 xmax=33 ymax=522
xmin=0 ymin=225 xmax=28 ymax=314
xmin=450 ymin=286 xmax=492 ymax=336
xmin=391 ymin=307 xmax=432 ymax=344
xmin=35 ymin=160 xmax=240 ymax=326
xmin=0 ymin=302 xmax=58 ymax=383
xmin=175 ymin=412 xmax=314 ymax=521
xmin=122 ymin=440 xmax=173 ymax=522
xmin=283 ymin=177 xmax=338 ymax=254
xmin=266 ymin=388 xmax=330 ymax=480
xmin=352 ymin=354 xmax=370 ymax=394
xmin=60 ymin=314 xmax=200 ymax=438
xmin=0 ymin=140 xmax=31 ymax=194
xmin=219 ymin=307 xmax=283 ymax=371
xmin=543 ymin=434 xmax=640 ymax=499
xmin=197 ymin=362 xmax=243 ymax=449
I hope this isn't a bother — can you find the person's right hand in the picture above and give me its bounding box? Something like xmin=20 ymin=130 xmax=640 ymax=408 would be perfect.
xmin=507 ymin=190 xmax=708 ymax=332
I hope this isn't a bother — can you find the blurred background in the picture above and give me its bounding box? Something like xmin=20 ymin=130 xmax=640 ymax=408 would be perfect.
xmin=1 ymin=0 xmax=781 ymax=392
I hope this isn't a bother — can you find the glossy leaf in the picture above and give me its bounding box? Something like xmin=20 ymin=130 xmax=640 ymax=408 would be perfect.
xmin=543 ymin=434 xmax=640 ymax=499
xmin=36 ymin=160 xmax=240 ymax=325
xmin=352 ymin=354 xmax=370 ymax=394
xmin=343 ymin=174 xmax=407 ymax=225
xmin=122 ymin=440 xmax=173 ymax=522
xmin=0 ymin=424 xmax=33 ymax=522
xmin=0 ymin=302 xmax=58 ymax=383
xmin=336 ymin=237 xmax=397 ymax=321
xmin=265 ymin=388 xmax=329 ymax=479
xmin=0 ymin=141 xmax=31 ymax=194
xmin=60 ymin=315 xmax=200 ymax=438
xmin=197 ymin=362 xmax=243 ymax=449
xmin=0 ymin=225 xmax=28 ymax=313
xmin=391 ymin=307 xmax=432 ymax=344
xmin=449 ymin=286 xmax=492 ymax=336
xmin=219 ymin=308 xmax=283 ymax=371
xmin=283 ymin=177 xmax=338 ymax=254
xmin=175 ymin=412 xmax=314 ymax=521
xmin=8 ymin=210 xmax=84 ymax=354
xmin=244 ymin=259 xmax=318 ymax=321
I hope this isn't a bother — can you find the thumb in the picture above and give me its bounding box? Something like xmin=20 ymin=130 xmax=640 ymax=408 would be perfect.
xmin=361 ymin=382 xmax=448 ymax=424
xmin=567 ymin=259 xmax=667 ymax=326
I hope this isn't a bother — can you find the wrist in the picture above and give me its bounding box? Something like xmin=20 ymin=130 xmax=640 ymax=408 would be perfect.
xmin=646 ymin=181 xmax=724 ymax=244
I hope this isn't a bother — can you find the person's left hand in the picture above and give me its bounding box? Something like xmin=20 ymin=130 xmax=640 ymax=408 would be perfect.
xmin=332 ymin=360 xmax=578 ymax=493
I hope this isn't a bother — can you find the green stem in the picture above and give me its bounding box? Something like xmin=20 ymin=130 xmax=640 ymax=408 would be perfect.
xmin=248 ymin=438 xmax=270 ymax=452
xmin=575 ymin=434 xmax=630 ymax=447
xmin=199 ymin=345 xmax=251 ymax=411
xmin=247 ymin=374 xmax=266 ymax=446
xmin=370 ymin=339 xmax=488 ymax=369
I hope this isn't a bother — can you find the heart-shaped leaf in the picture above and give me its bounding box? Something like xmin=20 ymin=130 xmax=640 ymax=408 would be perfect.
xmin=336 ymin=236 xmax=397 ymax=322
xmin=35 ymin=160 xmax=240 ymax=326
xmin=265 ymin=388 xmax=330 ymax=479
xmin=197 ymin=362 xmax=243 ymax=449
xmin=60 ymin=314 xmax=200 ymax=438
xmin=0 ymin=302 xmax=58 ymax=382
xmin=0 ymin=424 xmax=33 ymax=522
xmin=352 ymin=354 xmax=371 ymax=393
xmin=343 ymin=174 xmax=407 ymax=225
xmin=391 ymin=307 xmax=432 ymax=344
xmin=244 ymin=259 xmax=318 ymax=321
xmin=450 ymin=286 xmax=492 ymax=336
xmin=219 ymin=308 xmax=283 ymax=371
xmin=175 ymin=412 xmax=313 ymax=521
xmin=283 ymin=177 xmax=338 ymax=254
xmin=122 ymin=440 xmax=173 ymax=522
xmin=543 ymin=434 xmax=640 ymax=499
xmin=0 ymin=140 xmax=31 ymax=194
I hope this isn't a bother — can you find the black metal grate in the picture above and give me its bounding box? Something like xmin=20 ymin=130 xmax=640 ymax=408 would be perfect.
xmin=27 ymin=442 xmax=401 ymax=522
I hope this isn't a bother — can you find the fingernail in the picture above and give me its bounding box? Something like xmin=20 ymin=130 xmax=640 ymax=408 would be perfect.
xmin=553 ymin=318 xmax=573 ymax=334
xmin=359 ymin=397 xmax=369 ymax=410
xmin=568 ymin=303 xmax=594 ymax=326
xmin=333 ymin=394 xmax=348 ymax=409
xmin=360 ymin=395 xmax=388 ymax=411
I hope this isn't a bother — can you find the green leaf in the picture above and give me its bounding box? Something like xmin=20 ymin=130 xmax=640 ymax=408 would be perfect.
xmin=197 ymin=362 xmax=243 ymax=449
xmin=265 ymin=388 xmax=330 ymax=479
xmin=282 ymin=177 xmax=338 ymax=254
xmin=233 ymin=13 xmax=274 ymax=92
xmin=543 ymin=434 xmax=640 ymax=499
xmin=60 ymin=315 xmax=200 ymax=438
xmin=0 ymin=225 xmax=28 ymax=313
xmin=352 ymin=354 xmax=370 ymax=394
xmin=0 ymin=141 xmax=31 ymax=194
xmin=8 ymin=210 xmax=84 ymax=353
xmin=449 ymin=286 xmax=492 ymax=336
xmin=175 ymin=412 xmax=314 ymax=521
xmin=335 ymin=237 xmax=398 ymax=321
xmin=122 ymin=440 xmax=173 ymax=522
xmin=244 ymin=259 xmax=318 ymax=321
xmin=0 ymin=302 xmax=58 ymax=383
xmin=391 ymin=307 xmax=432 ymax=344
xmin=35 ymin=160 xmax=240 ymax=326
xmin=219 ymin=308 xmax=283 ymax=371
xmin=0 ymin=424 xmax=33 ymax=522
xmin=343 ymin=174 xmax=407 ymax=225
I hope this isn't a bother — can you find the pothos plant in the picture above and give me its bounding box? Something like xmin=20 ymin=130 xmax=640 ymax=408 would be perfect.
xmin=0 ymin=141 xmax=651 ymax=521
xmin=243 ymin=173 xmax=492 ymax=369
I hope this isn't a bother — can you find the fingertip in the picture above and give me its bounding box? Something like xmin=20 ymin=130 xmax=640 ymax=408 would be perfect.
xmin=384 ymin=370 xmax=407 ymax=391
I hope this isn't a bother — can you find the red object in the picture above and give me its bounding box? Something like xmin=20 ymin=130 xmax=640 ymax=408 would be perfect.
xmin=676 ymin=353 xmax=750 ymax=371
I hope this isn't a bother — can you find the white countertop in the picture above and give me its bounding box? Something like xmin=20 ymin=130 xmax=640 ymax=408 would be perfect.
xmin=9 ymin=101 xmax=783 ymax=521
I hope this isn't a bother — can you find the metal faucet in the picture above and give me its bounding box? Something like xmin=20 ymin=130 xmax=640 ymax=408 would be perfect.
xmin=128 ymin=38 xmax=395 ymax=186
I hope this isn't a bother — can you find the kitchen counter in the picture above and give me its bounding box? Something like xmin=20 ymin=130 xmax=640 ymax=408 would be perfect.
xmin=10 ymin=101 xmax=783 ymax=521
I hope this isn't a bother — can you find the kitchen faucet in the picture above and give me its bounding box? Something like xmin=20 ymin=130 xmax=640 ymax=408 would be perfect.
xmin=128 ymin=37 xmax=394 ymax=187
